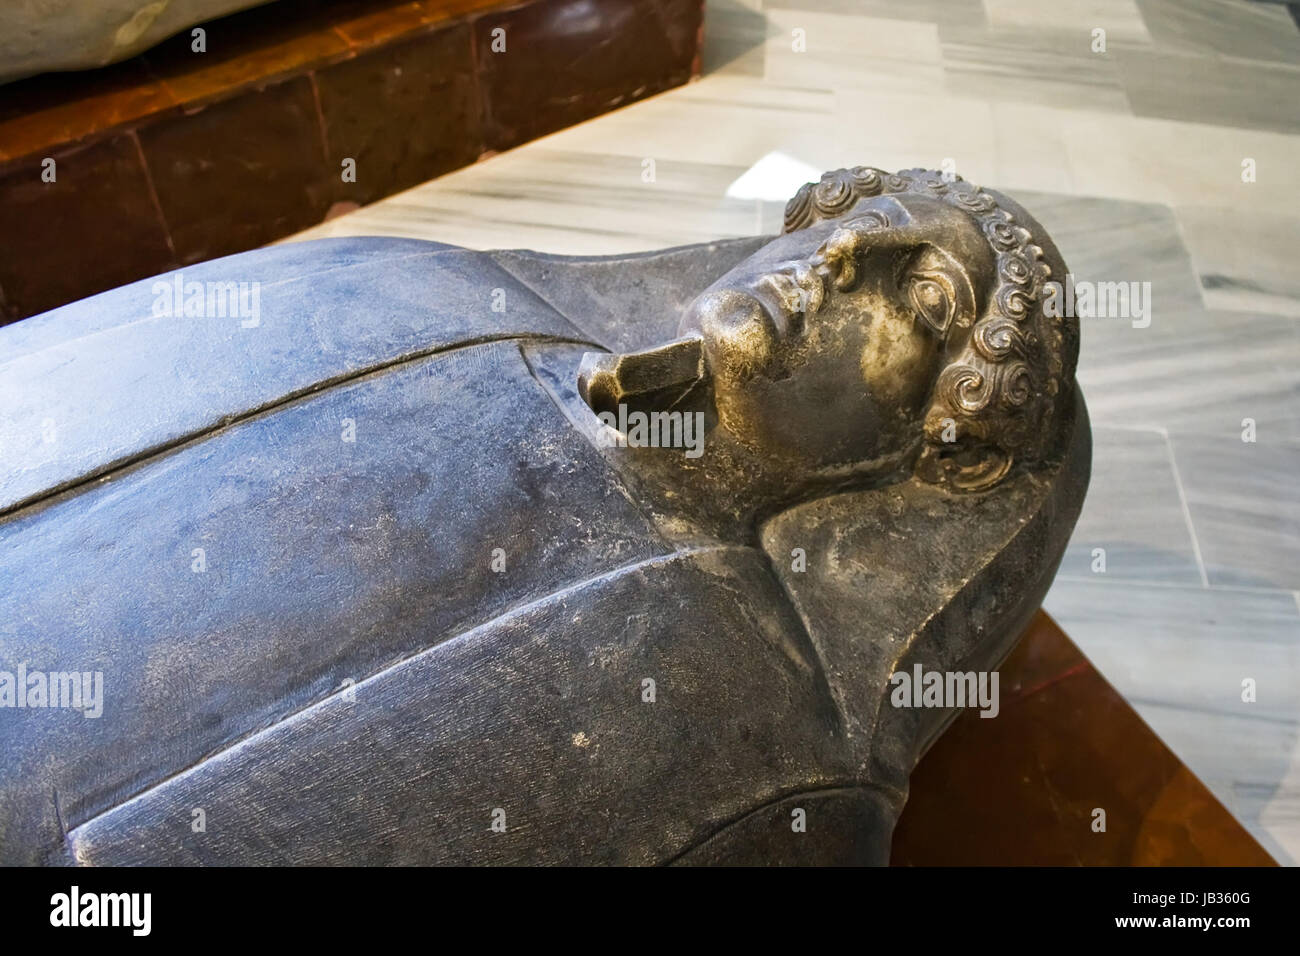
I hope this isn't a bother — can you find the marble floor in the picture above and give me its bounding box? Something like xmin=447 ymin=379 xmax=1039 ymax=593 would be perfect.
xmin=285 ymin=0 xmax=1300 ymax=863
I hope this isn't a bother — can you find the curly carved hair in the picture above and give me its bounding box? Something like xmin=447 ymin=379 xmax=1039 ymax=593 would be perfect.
xmin=783 ymin=166 xmax=1079 ymax=489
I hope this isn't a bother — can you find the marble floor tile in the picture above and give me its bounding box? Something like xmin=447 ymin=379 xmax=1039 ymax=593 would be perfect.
xmin=521 ymin=83 xmax=837 ymax=169
xmin=1126 ymin=703 xmax=1300 ymax=863
xmin=288 ymin=149 xmax=759 ymax=254
xmin=1077 ymin=310 xmax=1300 ymax=441
xmin=770 ymin=0 xmax=987 ymax=28
xmin=1235 ymin=772 xmax=1300 ymax=867
xmin=1136 ymin=0 xmax=1300 ymax=64
xmin=1176 ymin=204 xmax=1300 ymax=318
xmin=983 ymin=0 xmax=1153 ymax=43
xmin=760 ymin=10 xmax=946 ymax=96
xmin=1044 ymin=580 xmax=1300 ymax=861
xmin=1058 ymin=109 xmax=1300 ymax=213
xmin=1116 ymin=47 xmax=1300 ymax=134
xmin=701 ymin=0 xmax=769 ymax=78
xmin=1056 ymin=426 xmax=1204 ymax=585
xmin=1007 ymin=191 xmax=1206 ymax=313
xmin=941 ymin=22 xmax=1133 ymax=113
xmin=990 ymin=102 xmax=1077 ymax=193
xmin=656 ymin=72 xmax=837 ymax=113
xmin=826 ymin=89 xmax=999 ymax=185
xmin=1171 ymin=434 xmax=1300 ymax=590
xmin=758 ymin=198 xmax=788 ymax=235
xmin=1048 ymin=585 xmax=1300 ymax=723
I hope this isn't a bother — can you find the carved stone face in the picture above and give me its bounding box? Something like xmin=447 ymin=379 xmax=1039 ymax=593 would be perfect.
xmin=578 ymin=167 xmax=1074 ymax=494
xmin=678 ymin=193 xmax=996 ymax=470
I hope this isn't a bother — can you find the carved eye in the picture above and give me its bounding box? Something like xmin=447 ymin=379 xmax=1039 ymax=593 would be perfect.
xmin=909 ymin=273 xmax=955 ymax=335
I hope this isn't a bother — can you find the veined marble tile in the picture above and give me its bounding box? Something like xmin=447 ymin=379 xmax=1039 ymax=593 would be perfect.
xmin=1006 ymin=191 xmax=1205 ymax=313
xmin=1056 ymin=426 xmax=1203 ymax=584
xmin=524 ymin=85 xmax=837 ymax=169
xmin=702 ymin=0 xmax=769 ymax=77
xmin=1202 ymin=278 xmax=1300 ymax=320
xmin=759 ymin=10 xmax=946 ymax=96
xmin=759 ymin=9 xmax=947 ymax=61
xmin=982 ymin=0 xmax=1152 ymax=43
xmin=826 ymin=89 xmax=999 ymax=185
xmin=1171 ymin=434 xmax=1300 ymax=590
xmin=1124 ymin=703 xmax=1300 ymax=864
xmin=768 ymin=0 xmax=987 ymax=28
xmin=941 ymin=21 xmax=1133 ymax=113
xmin=1176 ymin=204 xmax=1300 ymax=318
xmin=1077 ymin=310 xmax=1300 ymax=441
xmin=1116 ymin=48 xmax=1300 ymax=135
xmin=1136 ymin=0 xmax=1300 ymax=64
xmin=1235 ymin=773 xmax=1300 ymax=867
xmin=1044 ymin=582 xmax=1300 ymax=714
xmin=1056 ymin=108 xmax=1300 ymax=213
xmin=758 ymin=198 xmax=790 ymax=236
xmin=286 ymin=150 xmax=759 ymax=254
xmin=991 ymin=103 xmax=1076 ymax=194
xmin=1044 ymin=580 xmax=1300 ymax=861
xmin=651 ymin=72 xmax=838 ymax=114
xmin=1003 ymin=197 xmax=1285 ymax=438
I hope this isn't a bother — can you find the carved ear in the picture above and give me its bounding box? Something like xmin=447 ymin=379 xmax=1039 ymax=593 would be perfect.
xmin=915 ymin=438 xmax=1012 ymax=493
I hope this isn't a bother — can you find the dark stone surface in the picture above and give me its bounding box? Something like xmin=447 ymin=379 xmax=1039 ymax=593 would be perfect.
xmin=761 ymin=403 xmax=1090 ymax=782
xmin=491 ymin=236 xmax=771 ymax=354
xmin=0 ymin=237 xmax=746 ymax=519
xmin=0 ymin=167 xmax=1090 ymax=865
xmin=69 ymin=547 xmax=848 ymax=865
xmin=677 ymin=789 xmax=897 ymax=865
xmin=1 ymin=341 xmax=672 ymax=864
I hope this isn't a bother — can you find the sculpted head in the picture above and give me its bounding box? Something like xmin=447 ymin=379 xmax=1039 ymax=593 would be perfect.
xmin=579 ymin=166 xmax=1079 ymax=493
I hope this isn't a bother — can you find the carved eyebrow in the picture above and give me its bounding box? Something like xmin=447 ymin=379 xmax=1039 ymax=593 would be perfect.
xmin=809 ymin=210 xmax=896 ymax=291
xmin=891 ymin=248 xmax=917 ymax=288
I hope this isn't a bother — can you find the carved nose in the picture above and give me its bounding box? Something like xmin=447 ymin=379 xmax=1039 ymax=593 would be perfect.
xmin=577 ymin=336 xmax=710 ymax=419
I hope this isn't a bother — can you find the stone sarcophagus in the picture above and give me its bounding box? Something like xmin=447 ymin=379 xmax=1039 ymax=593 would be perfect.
xmin=0 ymin=167 xmax=1089 ymax=865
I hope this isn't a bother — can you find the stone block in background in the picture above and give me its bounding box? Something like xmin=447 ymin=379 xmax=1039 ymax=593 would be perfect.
xmin=0 ymin=133 xmax=176 ymax=320
xmin=475 ymin=0 xmax=703 ymax=150
xmin=0 ymin=0 xmax=705 ymax=325
xmin=139 ymin=77 xmax=334 ymax=264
